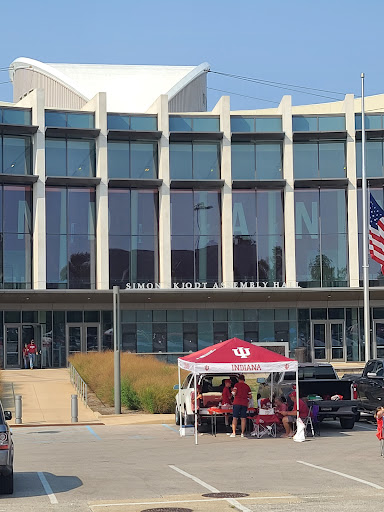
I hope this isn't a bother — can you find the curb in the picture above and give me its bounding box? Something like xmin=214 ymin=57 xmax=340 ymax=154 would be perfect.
xmin=10 ymin=422 xmax=105 ymax=428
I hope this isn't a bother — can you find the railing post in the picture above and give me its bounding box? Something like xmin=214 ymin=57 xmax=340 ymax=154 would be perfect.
xmin=15 ymin=395 xmax=22 ymax=424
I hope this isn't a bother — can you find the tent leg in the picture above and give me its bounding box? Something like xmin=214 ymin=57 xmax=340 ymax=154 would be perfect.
xmin=270 ymin=372 xmax=273 ymax=403
xmin=194 ymin=373 xmax=198 ymax=445
xmin=296 ymin=368 xmax=300 ymax=424
xmin=178 ymin=365 xmax=182 ymax=435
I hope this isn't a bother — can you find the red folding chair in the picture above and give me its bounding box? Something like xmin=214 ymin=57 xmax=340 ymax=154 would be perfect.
xmin=251 ymin=414 xmax=279 ymax=439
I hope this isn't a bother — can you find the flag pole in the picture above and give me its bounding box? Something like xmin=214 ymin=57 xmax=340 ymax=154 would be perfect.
xmin=361 ymin=72 xmax=371 ymax=362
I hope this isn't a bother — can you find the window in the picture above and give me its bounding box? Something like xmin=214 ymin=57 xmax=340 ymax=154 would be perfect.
xmin=108 ymin=141 xmax=157 ymax=178
xmin=169 ymin=116 xmax=219 ymax=132
xmin=107 ymin=114 xmax=157 ymax=131
xmin=1 ymin=108 xmax=31 ymax=125
xmin=108 ymin=189 xmax=158 ymax=288
xmin=294 ymin=142 xmax=346 ymax=178
xmin=0 ymin=136 xmax=32 ymax=175
xmin=295 ymin=189 xmax=348 ymax=287
xmin=46 ymin=187 xmax=96 ymax=289
xmin=171 ymin=190 xmax=221 ymax=286
xmin=0 ymin=185 xmax=32 ymax=289
xmin=356 ymin=140 xmax=384 ymax=178
xmin=45 ymin=138 xmax=96 ymax=177
xmin=45 ymin=111 xmax=94 ymax=128
xmin=355 ymin=114 xmax=383 ymax=130
xmin=232 ymin=190 xmax=284 ymax=283
xmin=231 ymin=117 xmax=282 ymax=132
xmin=292 ymin=116 xmax=345 ymax=131
xmin=170 ymin=142 xmax=220 ymax=179
xmin=231 ymin=143 xmax=282 ymax=179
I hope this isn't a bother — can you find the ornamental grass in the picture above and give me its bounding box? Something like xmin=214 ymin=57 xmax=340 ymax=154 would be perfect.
xmin=69 ymin=352 xmax=183 ymax=414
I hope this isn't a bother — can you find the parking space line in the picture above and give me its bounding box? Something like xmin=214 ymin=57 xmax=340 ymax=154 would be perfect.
xmin=37 ymin=471 xmax=58 ymax=504
xmin=169 ymin=464 xmax=252 ymax=512
xmin=86 ymin=426 xmax=101 ymax=440
xmin=297 ymin=461 xmax=384 ymax=490
xmin=162 ymin=424 xmax=179 ymax=433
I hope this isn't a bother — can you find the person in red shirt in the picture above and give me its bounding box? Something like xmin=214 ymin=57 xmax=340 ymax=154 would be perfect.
xmin=221 ymin=379 xmax=232 ymax=429
xmin=280 ymin=391 xmax=309 ymax=438
xmin=27 ymin=339 xmax=38 ymax=369
xmin=230 ymin=375 xmax=252 ymax=438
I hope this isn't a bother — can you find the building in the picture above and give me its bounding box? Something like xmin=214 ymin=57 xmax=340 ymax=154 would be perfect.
xmin=0 ymin=56 xmax=383 ymax=369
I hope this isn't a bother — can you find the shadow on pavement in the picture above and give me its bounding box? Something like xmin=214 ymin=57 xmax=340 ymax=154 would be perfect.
xmin=12 ymin=471 xmax=82 ymax=498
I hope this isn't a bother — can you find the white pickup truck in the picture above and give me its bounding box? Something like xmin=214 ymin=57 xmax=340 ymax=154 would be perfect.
xmin=175 ymin=373 xmax=240 ymax=426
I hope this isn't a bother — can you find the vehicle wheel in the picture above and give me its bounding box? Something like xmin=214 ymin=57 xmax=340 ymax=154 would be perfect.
xmin=0 ymin=469 xmax=13 ymax=494
xmin=175 ymin=406 xmax=180 ymax=426
xmin=340 ymin=417 xmax=355 ymax=429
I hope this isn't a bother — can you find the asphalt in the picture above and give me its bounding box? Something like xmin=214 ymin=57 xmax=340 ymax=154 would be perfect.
xmin=0 ymin=419 xmax=381 ymax=512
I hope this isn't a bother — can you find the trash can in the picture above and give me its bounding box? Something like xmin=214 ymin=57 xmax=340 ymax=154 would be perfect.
xmin=295 ymin=347 xmax=307 ymax=363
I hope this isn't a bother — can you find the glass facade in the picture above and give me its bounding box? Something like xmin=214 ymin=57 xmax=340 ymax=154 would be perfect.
xmin=233 ymin=190 xmax=284 ymax=283
xmin=171 ymin=190 xmax=221 ymax=286
xmin=45 ymin=111 xmax=94 ymax=128
xmin=109 ymin=189 xmax=159 ymax=288
xmin=231 ymin=117 xmax=282 ymax=132
xmin=170 ymin=142 xmax=220 ymax=179
xmin=295 ymin=189 xmax=348 ymax=287
xmin=355 ymin=114 xmax=384 ymax=130
xmin=1 ymin=108 xmax=31 ymax=125
xmin=294 ymin=142 xmax=346 ymax=178
xmin=108 ymin=141 xmax=157 ymax=178
xmin=231 ymin=142 xmax=283 ymax=179
xmin=0 ymin=136 xmax=31 ymax=174
xmin=46 ymin=139 xmax=96 ymax=177
xmin=356 ymin=140 xmax=384 ymax=178
xmin=292 ymin=116 xmax=345 ymax=131
xmin=169 ymin=116 xmax=220 ymax=132
xmin=46 ymin=187 xmax=96 ymax=289
xmin=107 ymin=114 xmax=157 ymax=131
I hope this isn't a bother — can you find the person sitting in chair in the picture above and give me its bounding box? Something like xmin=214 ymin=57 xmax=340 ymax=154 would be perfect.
xmin=279 ymin=391 xmax=309 ymax=438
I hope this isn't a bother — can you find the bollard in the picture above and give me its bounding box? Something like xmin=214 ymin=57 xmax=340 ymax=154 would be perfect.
xmin=15 ymin=395 xmax=22 ymax=424
xmin=71 ymin=394 xmax=78 ymax=423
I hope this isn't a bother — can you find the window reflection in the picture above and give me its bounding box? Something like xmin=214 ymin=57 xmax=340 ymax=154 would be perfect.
xmin=46 ymin=187 xmax=96 ymax=289
xmin=108 ymin=189 xmax=159 ymax=288
xmin=170 ymin=142 xmax=220 ymax=179
xmin=232 ymin=190 xmax=284 ymax=283
xmin=108 ymin=141 xmax=157 ymax=179
xmin=295 ymin=189 xmax=348 ymax=287
xmin=107 ymin=114 xmax=157 ymax=131
xmin=294 ymin=142 xmax=345 ymax=178
xmin=171 ymin=190 xmax=221 ymax=286
xmin=231 ymin=117 xmax=282 ymax=132
xmin=356 ymin=141 xmax=384 ymax=178
xmin=2 ymin=108 xmax=31 ymax=125
xmin=1 ymin=136 xmax=31 ymax=175
xmin=169 ymin=116 xmax=219 ymax=132
xmin=45 ymin=138 xmax=95 ymax=177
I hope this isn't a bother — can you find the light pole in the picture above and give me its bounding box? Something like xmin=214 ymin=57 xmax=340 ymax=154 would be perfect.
xmin=113 ymin=286 xmax=121 ymax=414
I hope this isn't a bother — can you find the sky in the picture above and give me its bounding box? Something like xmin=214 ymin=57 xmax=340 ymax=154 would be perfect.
xmin=1 ymin=0 xmax=383 ymax=110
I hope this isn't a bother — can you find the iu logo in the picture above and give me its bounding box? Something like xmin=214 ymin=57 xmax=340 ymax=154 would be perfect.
xmin=205 ymin=365 xmax=210 ymax=371
xmin=232 ymin=347 xmax=251 ymax=359
xmin=285 ymin=364 xmax=289 ymax=370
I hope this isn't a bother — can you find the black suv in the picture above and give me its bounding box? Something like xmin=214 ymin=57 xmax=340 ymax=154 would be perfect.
xmin=0 ymin=403 xmax=13 ymax=494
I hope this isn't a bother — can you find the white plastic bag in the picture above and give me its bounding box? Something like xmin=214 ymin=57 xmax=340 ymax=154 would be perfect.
xmin=293 ymin=417 xmax=306 ymax=442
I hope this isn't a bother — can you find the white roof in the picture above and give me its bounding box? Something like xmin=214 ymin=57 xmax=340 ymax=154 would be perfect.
xmin=9 ymin=58 xmax=210 ymax=112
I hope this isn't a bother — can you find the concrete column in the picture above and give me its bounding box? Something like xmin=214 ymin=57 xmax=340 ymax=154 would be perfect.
xmin=147 ymin=95 xmax=171 ymax=288
xmin=344 ymin=94 xmax=359 ymax=287
xmin=279 ymin=96 xmax=296 ymax=287
xmin=213 ymin=96 xmax=233 ymax=286
xmin=84 ymin=93 xmax=109 ymax=289
xmin=17 ymin=89 xmax=46 ymax=289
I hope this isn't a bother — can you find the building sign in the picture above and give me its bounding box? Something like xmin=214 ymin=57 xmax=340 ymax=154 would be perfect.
xmin=125 ymin=281 xmax=300 ymax=290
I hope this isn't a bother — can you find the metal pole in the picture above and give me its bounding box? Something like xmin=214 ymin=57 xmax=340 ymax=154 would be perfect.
xmin=194 ymin=372 xmax=198 ymax=445
xmin=295 ymin=369 xmax=299 ymax=422
xmin=361 ymin=73 xmax=371 ymax=362
xmin=71 ymin=394 xmax=78 ymax=423
xmin=15 ymin=395 xmax=22 ymax=424
xmin=178 ymin=364 xmax=182 ymax=434
xmin=113 ymin=286 xmax=121 ymax=414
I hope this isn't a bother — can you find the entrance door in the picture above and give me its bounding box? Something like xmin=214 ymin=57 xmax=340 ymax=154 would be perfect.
xmin=67 ymin=323 xmax=100 ymax=358
xmin=4 ymin=325 xmax=21 ymax=368
xmin=374 ymin=321 xmax=384 ymax=358
xmin=22 ymin=325 xmax=42 ymax=369
xmin=311 ymin=321 xmax=345 ymax=362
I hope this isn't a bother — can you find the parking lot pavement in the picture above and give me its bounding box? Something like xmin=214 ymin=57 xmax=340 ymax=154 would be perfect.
xmin=0 ymin=420 xmax=382 ymax=512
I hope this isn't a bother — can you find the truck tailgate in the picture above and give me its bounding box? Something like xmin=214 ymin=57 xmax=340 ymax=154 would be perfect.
xmin=312 ymin=399 xmax=358 ymax=417
xmin=296 ymin=379 xmax=353 ymax=400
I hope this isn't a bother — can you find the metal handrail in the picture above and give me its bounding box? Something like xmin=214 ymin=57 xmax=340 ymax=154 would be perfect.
xmin=69 ymin=363 xmax=88 ymax=406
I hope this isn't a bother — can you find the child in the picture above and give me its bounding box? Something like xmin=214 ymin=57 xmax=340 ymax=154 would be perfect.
xmin=221 ymin=379 xmax=232 ymax=428
xmin=375 ymin=406 xmax=384 ymax=446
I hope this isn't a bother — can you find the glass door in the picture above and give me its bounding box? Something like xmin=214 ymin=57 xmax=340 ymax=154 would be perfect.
xmin=22 ymin=325 xmax=42 ymax=369
xmin=67 ymin=324 xmax=83 ymax=357
xmin=329 ymin=321 xmax=345 ymax=361
xmin=5 ymin=325 xmax=21 ymax=368
xmin=312 ymin=321 xmax=327 ymax=361
xmin=374 ymin=321 xmax=384 ymax=358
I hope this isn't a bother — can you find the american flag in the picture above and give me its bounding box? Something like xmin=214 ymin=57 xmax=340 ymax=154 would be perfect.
xmin=369 ymin=194 xmax=384 ymax=274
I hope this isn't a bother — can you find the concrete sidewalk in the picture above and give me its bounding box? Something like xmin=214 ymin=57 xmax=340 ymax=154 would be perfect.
xmin=1 ymin=368 xmax=99 ymax=425
xmin=0 ymin=368 xmax=175 ymax=427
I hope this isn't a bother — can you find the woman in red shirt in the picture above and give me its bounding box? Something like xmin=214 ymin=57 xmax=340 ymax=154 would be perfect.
xmin=280 ymin=392 xmax=309 ymax=438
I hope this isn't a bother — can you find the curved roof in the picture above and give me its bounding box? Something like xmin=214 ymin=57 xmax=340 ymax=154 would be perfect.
xmin=9 ymin=57 xmax=210 ymax=112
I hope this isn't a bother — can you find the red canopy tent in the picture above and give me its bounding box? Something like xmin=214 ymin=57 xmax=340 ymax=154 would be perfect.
xmin=177 ymin=338 xmax=299 ymax=444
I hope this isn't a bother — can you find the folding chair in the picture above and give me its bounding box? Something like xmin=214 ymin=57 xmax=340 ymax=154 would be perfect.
xmin=250 ymin=415 xmax=278 ymax=439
